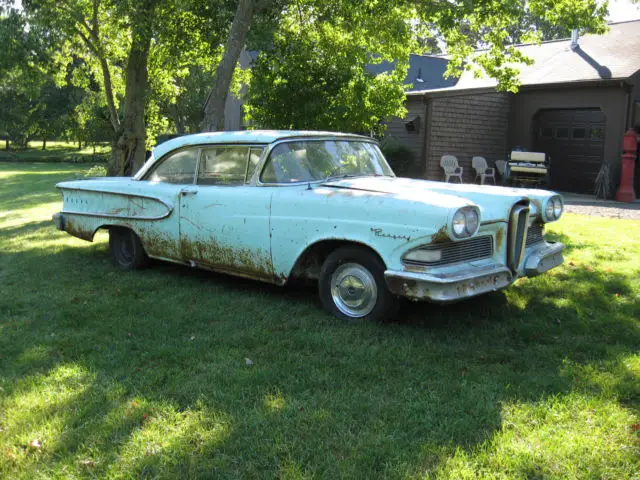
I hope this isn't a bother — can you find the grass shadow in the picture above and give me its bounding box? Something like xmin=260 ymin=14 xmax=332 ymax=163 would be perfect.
xmin=1 ymin=164 xmax=639 ymax=478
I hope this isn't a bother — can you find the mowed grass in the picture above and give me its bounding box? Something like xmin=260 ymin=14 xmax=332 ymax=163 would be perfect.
xmin=0 ymin=141 xmax=109 ymax=163
xmin=0 ymin=162 xmax=639 ymax=479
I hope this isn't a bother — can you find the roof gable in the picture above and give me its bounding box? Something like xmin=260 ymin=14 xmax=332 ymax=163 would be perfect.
xmin=410 ymin=20 xmax=640 ymax=95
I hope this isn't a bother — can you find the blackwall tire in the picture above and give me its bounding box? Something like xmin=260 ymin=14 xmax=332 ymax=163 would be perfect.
xmin=109 ymin=227 xmax=149 ymax=270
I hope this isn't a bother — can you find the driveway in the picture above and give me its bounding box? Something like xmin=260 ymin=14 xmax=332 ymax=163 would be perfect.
xmin=561 ymin=193 xmax=640 ymax=219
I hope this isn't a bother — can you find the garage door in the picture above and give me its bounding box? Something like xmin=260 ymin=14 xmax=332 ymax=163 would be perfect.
xmin=533 ymin=109 xmax=606 ymax=194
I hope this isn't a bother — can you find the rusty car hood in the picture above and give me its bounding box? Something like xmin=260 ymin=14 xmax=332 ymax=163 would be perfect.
xmin=321 ymin=176 xmax=558 ymax=222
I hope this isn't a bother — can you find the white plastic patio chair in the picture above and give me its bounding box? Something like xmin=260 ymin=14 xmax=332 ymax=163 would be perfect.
xmin=495 ymin=160 xmax=508 ymax=184
xmin=472 ymin=156 xmax=496 ymax=185
xmin=440 ymin=155 xmax=463 ymax=183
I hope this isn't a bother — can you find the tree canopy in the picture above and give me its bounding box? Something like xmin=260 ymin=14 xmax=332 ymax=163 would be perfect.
xmin=244 ymin=0 xmax=607 ymax=133
xmin=2 ymin=0 xmax=609 ymax=169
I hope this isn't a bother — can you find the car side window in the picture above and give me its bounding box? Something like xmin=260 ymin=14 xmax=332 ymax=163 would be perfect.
xmin=246 ymin=147 xmax=263 ymax=181
xmin=261 ymin=146 xmax=315 ymax=183
xmin=198 ymin=147 xmax=251 ymax=185
xmin=146 ymin=149 xmax=198 ymax=184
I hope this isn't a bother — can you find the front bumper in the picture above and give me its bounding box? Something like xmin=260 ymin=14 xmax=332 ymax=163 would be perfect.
xmin=523 ymin=241 xmax=564 ymax=276
xmin=385 ymin=241 xmax=565 ymax=303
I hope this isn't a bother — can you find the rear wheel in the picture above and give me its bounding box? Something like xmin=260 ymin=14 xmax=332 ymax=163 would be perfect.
xmin=109 ymin=227 xmax=149 ymax=270
xmin=319 ymin=246 xmax=398 ymax=322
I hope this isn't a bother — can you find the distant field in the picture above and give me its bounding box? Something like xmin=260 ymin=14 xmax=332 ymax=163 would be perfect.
xmin=0 ymin=162 xmax=638 ymax=479
xmin=0 ymin=141 xmax=110 ymax=163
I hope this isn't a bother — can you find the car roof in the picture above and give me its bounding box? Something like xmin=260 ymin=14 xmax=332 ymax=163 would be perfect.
xmin=151 ymin=130 xmax=373 ymax=160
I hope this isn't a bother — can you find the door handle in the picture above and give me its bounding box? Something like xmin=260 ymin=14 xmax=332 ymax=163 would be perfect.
xmin=180 ymin=189 xmax=198 ymax=196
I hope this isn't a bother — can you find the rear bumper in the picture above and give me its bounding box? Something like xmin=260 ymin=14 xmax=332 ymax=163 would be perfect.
xmin=385 ymin=241 xmax=565 ymax=303
xmin=52 ymin=212 xmax=65 ymax=231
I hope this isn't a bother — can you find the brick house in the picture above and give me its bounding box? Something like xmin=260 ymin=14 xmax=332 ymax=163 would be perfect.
xmin=387 ymin=20 xmax=640 ymax=195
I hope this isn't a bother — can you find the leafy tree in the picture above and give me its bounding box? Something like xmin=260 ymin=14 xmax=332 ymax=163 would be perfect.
xmin=246 ymin=0 xmax=417 ymax=134
xmin=242 ymin=0 xmax=607 ymax=132
xmin=0 ymin=8 xmax=42 ymax=148
xmin=432 ymin=0 xmax=607 ymax=92
xmin=20 ymin=0 xmax=225 ymax=174
xmin=203 ymin=0 xmax=286 ymax=131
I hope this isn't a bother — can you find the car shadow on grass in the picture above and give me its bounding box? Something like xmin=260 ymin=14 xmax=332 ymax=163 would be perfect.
xmin=1 ymin=237 xmax=639 ymax=478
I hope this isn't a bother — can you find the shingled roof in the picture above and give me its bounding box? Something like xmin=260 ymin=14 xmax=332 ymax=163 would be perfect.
xmin=366 ymin=54 xmax=457 ymax=91
xmin=408 ymin=19 xmax=640 ymax=95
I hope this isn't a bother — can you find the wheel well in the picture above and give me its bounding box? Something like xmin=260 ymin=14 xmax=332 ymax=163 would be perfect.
xmin=288 ymin=240 xmax=385 ymax=283
xmin=102 ymin=225 xmax=145 ymax=248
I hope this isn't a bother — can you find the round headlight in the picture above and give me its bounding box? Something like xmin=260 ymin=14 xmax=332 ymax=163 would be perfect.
xmin=553 ymin=197 xmax=563 ymax=219
xmin=452 ymin=211 xmax=467 ymax=237
xmin=545 ymin=200 xmax=555 ymax=220
xmin=464 ymin=208 xmax=479 ymax=235
xmin=452 ymin=207 xmax=480 ymax=238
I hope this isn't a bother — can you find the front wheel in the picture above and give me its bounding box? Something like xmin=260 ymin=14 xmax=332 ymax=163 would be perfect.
xmin=109 ymin=227 xmax=149 ymax=270
xmin=319 ymin=246 xmax=399 ymax=322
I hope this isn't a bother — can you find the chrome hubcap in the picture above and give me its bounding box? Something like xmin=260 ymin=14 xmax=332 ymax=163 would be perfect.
xmin=330 ymin=263 xmax=377 ymax=318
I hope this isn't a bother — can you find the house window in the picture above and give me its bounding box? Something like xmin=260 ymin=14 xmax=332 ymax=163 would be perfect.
xmin=572 ymin=127 xmax=586 ymax=139
xmin=555 ymin=127 xmax=569 ymax=139
xmin=540 ymin=127 xmax=553 ymax=138
xmin=589 ymin=127 xmax=605 ymax=141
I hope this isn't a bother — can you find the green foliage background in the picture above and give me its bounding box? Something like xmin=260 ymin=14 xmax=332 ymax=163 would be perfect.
xmin=1 ymin=0 xmax=610 ymax=146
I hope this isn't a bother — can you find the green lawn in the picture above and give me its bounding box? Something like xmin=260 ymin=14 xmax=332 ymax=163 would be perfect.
xmin=0 ymin=141 xmax=109 ymax=163
xmin=1 ymin=162 xmax=638 ymax=479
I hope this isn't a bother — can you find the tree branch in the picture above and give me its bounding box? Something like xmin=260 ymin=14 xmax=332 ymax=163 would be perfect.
xmin=204 ymin=0 xmax=257 ymax=131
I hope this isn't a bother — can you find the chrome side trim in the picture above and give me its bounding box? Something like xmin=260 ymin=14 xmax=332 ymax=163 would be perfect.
xmin=480 ymin=219 xmax=506 ymax=226
xmin=57 ymin=188 xmax=174 ymax=221
xmin=59 ymin=209 xmax=173 ymax=221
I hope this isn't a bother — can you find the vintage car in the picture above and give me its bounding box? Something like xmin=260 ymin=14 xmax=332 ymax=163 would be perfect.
xmin=53 ymin=130 xmax=565 ymax=321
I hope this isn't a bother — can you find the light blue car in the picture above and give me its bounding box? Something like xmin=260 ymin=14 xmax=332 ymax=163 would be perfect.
xmin=54 ymin=130 xmax=565 ymax=322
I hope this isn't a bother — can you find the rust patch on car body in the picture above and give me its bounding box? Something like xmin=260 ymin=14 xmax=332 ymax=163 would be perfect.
xmin=180 ymin=237 xmax=275 ymax=283
xmin=494 ymin=225 xmax=506 ymax=252
xmin=139 ymin=230 xmax=181 ymax=259
xmin=64 ymin=217 xmax=96 ymax=242
xmin=430 ymin=225 xmax=450 ymax=244
xmin=385 ymin=276 xmax=425 ymax=301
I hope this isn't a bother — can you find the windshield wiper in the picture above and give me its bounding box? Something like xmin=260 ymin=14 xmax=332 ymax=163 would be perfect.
xmin=324 ymin=173 xmax=361 ymax=181
xmin=324 ymin=173 xmax=393 ymax=181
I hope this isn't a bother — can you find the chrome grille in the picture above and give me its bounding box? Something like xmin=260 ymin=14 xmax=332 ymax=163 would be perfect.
xmin=526 ymin=224 xmax=545 ymax=246
xmin=403 ymin=236 xmax=493 ymax=267
xmin=508 ymin=205 xmax=530 ymax=271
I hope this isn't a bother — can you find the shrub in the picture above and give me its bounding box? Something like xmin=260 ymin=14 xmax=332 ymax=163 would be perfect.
xmin=379 ymin=139 xmax=415 ymax=177
xmin=84 ymin=164 xmax=108 ymax=177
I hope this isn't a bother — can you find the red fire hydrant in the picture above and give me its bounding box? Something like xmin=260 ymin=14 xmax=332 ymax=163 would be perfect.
xmin=615 ymin=129 xmax=637 ymax=202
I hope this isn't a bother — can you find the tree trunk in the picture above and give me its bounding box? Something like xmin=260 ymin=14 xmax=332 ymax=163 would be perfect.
xmin=108 ymin=1 xmax=155 ymax=176
xmin=5 ymin=138 xmax=9 ymax=150
xmin=173 ymin=106 xmax=185 ymax=134
xmin=204 ymin=0 xmax=256 ymax=132
xmin=42 ymin=138 xmax=46 ymax=150
xmin=78 ymin=140 xmax=82 ymax=150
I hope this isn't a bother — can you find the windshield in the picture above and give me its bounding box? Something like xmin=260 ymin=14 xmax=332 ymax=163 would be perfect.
xmin=260 ymin=140 xmax=394 ymax=184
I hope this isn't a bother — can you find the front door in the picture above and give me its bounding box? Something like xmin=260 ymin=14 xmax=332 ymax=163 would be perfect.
xmin=179 ymin=145 xmax=275 ymax=282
